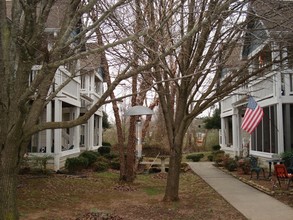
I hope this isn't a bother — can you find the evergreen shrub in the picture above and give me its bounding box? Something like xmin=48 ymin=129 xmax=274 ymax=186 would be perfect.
xmin=79 ymin=151 xmax=99 ymax=166
xmin=65 ymin=157 xmax=89 ymax=173
xmin=92 ymin=160 xmax=109 ymax=172
xmin=186 ymin=153 xmax=204 ymax=162
xmin=98 ymin=146 xmax=111 ymax=155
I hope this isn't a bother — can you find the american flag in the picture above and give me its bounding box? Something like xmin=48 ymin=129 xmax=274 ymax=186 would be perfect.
xmin=241 ymin=96 xmax=264 ymax=134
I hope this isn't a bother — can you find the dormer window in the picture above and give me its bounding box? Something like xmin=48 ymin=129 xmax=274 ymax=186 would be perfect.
xmin=253 ymin=45 xmax=272 ymax=72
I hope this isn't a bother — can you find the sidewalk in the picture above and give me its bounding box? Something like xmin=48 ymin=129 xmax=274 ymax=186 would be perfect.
xmin=188 ymin=162 xmax=293 ymax=220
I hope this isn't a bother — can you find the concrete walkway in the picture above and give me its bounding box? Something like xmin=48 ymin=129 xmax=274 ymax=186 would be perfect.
xmin=188 ymin=162 xmax=293 ymax=220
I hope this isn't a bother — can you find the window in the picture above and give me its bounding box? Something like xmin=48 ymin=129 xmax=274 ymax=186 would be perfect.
xmin=29 ymin=70 xmax=39 ymax=85
xmin=283 ymin=104 xmax=293 ymax=152
xmin=94 ymin=78 xmax=102 ymax=94
xmin=81 ymin=74 xmax=86 ymax=89
xmin=252 ymin=45 xmax=272 ymax=73
xmin=251 ymin=105 xmax=278 ymax=153
xmin=223 ymin=116 xmax=233 ymax=147
xmin=80 ymin=125 xmax=85 ymax=147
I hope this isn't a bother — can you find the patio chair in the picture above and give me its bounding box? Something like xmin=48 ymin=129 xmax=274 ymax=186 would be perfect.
xmin=249 ymin=156 xmax=265 ymax=179
xmin=274 ymin=164 xmax=293 ymax=190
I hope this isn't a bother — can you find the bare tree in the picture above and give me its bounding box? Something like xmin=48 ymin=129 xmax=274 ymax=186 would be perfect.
xmin=139 ymin=0 xmax=291 ymax=202
xmin=1 ymin=0 xmax=208 ymax=217
xmin=0 ymin=0 xmax=182 ymax=218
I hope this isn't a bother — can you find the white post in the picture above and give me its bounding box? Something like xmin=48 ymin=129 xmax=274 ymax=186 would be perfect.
xmin=136 ymin=119 xmax=142 ymax=158
xmin=54 ymin=99 xmax=62 ymax=170
xmin=74 ymin=107 xmax=80 ymax=150
xmin=99 ymin=115 xmax=103 ymax=146
xmin=232 ymin=112 xmax=239 ymax=156
xmin=46 ymin=101 xmax=52 ymax=153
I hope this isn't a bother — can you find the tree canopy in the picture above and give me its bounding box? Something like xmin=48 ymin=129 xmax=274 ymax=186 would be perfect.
xmin=204 ymin=109 xmax=221 ymax=130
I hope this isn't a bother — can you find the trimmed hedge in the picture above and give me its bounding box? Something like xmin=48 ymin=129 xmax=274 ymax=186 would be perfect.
xmin=65 ymin=157 xmax=89 ymax=173
xmin=98 ymin=146 xmax=111 ymax=155
xmin=92 ymin=160 xmax=109 ymax=172
xmin=102 ymin=142 xmax=112 ymax=147
xmin=212 ymin=145 xmax=221 ymax=151
xmin=79 ymin=151 xmax=99 ymax=166
xmin=186 ymin=153 xmax=204 ymax=162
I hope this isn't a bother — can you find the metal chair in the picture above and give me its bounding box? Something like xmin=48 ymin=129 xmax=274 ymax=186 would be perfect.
xmin=249 ymin=156 xmax=265 ymax=179
xmin=274 ymin=164 xmax=293 ymax=190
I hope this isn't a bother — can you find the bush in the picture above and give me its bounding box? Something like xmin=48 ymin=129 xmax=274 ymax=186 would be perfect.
xmin=103 ymin=153 xmax=118 ymax=160
xmin=186 ymin=153 xmax=204 ymax=162
xmin=237 ymin=158 xmax=250 ymax=174
xmin=281 ymin=151 xmax=293 ymax=167
xmin=92 ymin=160 xmax=109 ymax=172
xmin=65 ymin=157 xmax=89 ymax=174
xmin=30 ymin=154 xmax=54 ymax=174
xmin=102 ymin=142 xmax=112 ymax=147
xmin=79 ymin=151 xmax=99 ymax=166
xmin=222 ymin=154 xmax=237 ymax=171
xmin=110 ymin=157 xmax=120 ymax=170
xmin=207 ymin=154 xmax=214 ymax=161
xmin=213 ymin=150 xmax=225 ymax=165
xmin=98 ymin=146 xmax=111 ymax=155
xmin=212 ymin=145 xmax=221 ymax=151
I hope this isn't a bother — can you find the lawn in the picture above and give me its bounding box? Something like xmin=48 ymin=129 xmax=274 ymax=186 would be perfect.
xmin=17 ymin=169 xmax=247 ymax=220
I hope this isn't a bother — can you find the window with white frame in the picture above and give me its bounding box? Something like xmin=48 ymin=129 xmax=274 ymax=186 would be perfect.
xmin=223 ymin=116 xmax=233 ymax=147
xmin=283 ymin=104 xmax=293 ymax=152
xmin=251 ymin=105 xmax=278 ymax=153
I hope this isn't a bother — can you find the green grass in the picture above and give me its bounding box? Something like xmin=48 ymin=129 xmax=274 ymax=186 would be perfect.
xmin=143 ymin=186 xmax=165 ymax=196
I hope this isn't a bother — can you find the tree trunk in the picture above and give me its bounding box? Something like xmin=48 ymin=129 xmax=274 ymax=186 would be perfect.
xmin=0 ymin=165 xmax=18 ymax=220
xmin=125 ymin=116 xmax=137 ymax=182
xmin=0 ymin=137 xmax=26 ymax=220
xmin=163 ymin=141 xmax=182 ymax=201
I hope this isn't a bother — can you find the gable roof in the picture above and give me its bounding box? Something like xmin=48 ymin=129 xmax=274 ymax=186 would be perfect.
xmin=5 ymin=0 xmax=70 ymax=30
xmin=250 ymin=0 xmax=293 ymax=36
xmin=242 ymin=0 xmax=293 ymax=57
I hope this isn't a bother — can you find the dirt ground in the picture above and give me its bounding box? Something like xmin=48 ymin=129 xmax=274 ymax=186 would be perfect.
xmin=17 ymin=169 xmax=247 ymax=220
xmin=17 ymin=165 xmax=293 ymax=220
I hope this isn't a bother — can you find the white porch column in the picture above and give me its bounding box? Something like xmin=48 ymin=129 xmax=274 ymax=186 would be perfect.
xmin=69 ymin=108 xmax=74 ymax=147
xmin=220 ymin=117 xmax=226 ymax=147
xmin=232 ymin=110 xmax=240 ymax=156
xmin=88 ymin=115 xmax=94 ymax=149
xmin=276 ymin=103 xmax=284 ymax=154
xmin=46 ymin=101 xmax=52 ymax=153
xmin=73 ymin=107 xmax=80 ymax=150
xmin=99 ymin=115 xmax=103 ymax=146
xmin=54 ymin=99 xmax=62 ymax=170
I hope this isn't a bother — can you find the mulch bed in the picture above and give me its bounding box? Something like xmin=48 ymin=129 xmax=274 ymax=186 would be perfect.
xmin=217 ymin=166 xmax=293 ymax=208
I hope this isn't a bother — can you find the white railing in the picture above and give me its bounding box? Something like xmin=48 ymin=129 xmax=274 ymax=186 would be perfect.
xmin=251 ymin=75 xmax=274 ymax=99
xmin=55 ymin=67 xmax=79 ymax=101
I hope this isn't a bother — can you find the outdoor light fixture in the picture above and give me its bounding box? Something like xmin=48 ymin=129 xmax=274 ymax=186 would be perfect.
xmin=124 ymin=106 xmax=154 ymax=158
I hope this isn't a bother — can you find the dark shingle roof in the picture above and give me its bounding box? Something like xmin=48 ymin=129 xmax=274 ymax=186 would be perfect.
xmin=251 ymin=0 xmax=293 ymax=35
xmin=5 ymin=0 xmax=69 ymax=29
